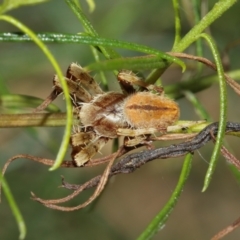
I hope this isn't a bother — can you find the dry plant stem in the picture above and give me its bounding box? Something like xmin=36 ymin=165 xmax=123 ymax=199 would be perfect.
xmin=1 ymin=154 xmax=75 ymax=175
xmin=110 ymin=122 xmax=240 ymax=173
xmin=210 ymin=131 xmax=240 ymax=170
xmin=84 ymin=147 xmax=127 ymax=167
xmin=210 ymin=134 xmax=240 ymax=239
xmin=61 ymin=175 xmax=102 ymax=191
xmin=211 ymin=217 xmax=240 ymax=240
xmin=61 ymin=122 xmax=240 ymax=191
xmin=0 ymin=113 xmax=70 ymax=127
xmin=220 ymin=146 xmax=240 ymax=170
xmin=0 ymin=152 xmax=125 ymax=201
xmin=2 ymin=122 xmax=240 ymax=211
xmin=32 ymin=147 xmax=124 ymax=211
xmin=168 ymin=52 xmax=240 ymax=95
xmin=0 ymin=154 xmax=75 ymax=202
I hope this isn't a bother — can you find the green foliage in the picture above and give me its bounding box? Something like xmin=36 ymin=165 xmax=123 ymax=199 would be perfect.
xmin=0 ymin=0 xmax=49 ymax=14
xmin=0 ymin=0 xmax=240 ymax=239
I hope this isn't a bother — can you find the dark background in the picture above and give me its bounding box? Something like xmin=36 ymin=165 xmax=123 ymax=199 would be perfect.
xmin=1 ymin=0 xmax=240 ymax=239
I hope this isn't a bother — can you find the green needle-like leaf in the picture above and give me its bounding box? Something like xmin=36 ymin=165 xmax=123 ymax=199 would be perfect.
xmin=173 ymin=0 xmax=237 ymax=52
xmin=199 ymin=33 xmax=227 ymax=192
xmin=0 ymin=32 xmax=186 ymax=72
xmin=137 ymin=154 xmax=192 ymax=240
xmin=0 ymin=0 xmax=49 ymax=14
xmin=0 ymin=172 xmax=26 ymax=239
xmin=0 ymin=94 xmax=60 ymax=113
xmin=0 ymin=15 xmax=72 ymax=171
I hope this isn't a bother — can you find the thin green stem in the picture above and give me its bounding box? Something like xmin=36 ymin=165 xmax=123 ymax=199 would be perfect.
xmin=137 ymin=154 xmax=193 ymax=240
xmin=65 ymin=0 xmax=119 ymax=59
xmin=86 ymin=55 xmax=171 ymax=71
xmin=0 ymin=94 xmax=60 ymax=113
xmin=146 ymin=0 xmax=236 ymax=86
xmin=85 ymin=0 xmax=96 ymax=12
xmin=0 ymin=172 xmax=26 ymax=239
xmin=183 ymin=90 xmax=211 ymax=121
xmin=192 ymin=0 xmax=204 ymax=73
xmin=172 ymin=0 xmax=181 ymax=48
xmin=65 ymin=0 xmax=114 ymax=89
xmin=0 ymin=32 xmax=186 ymax=72
xmin=90 ymin=46 xmax=109 ymax=90
xmin=173 ymin=0 xmax=237 ymax=52
xmin=0 ymin=0 xmax=48 ymax=14
xmin=199 ymin=33 xmax=227 ymax=192
xmin=0 ymin=15 xmax=72 ymax=171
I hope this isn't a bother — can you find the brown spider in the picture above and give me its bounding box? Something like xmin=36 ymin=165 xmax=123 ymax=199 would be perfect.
xmin=43 ymin=63 xmax=179 ymax=166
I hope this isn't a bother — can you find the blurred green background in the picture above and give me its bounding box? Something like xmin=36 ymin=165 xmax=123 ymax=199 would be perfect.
xmin=1 ymin=0 xmax=240 ymax=239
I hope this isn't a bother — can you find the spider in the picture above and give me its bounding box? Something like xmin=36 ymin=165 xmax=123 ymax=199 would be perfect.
xmin=43 ymin=63 xmax=180 ymax=166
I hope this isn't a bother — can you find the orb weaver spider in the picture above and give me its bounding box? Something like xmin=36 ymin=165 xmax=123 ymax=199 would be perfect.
xmin=43 ymin=63 xmax=180 ymax=166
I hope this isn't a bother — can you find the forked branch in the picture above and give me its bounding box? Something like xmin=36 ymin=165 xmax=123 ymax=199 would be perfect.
xmin=2 ymin=121 xmax=239 ymax=212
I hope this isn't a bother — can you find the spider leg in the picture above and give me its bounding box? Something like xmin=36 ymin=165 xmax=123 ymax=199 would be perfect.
xmin=68 ymin=63 xmax=103 ymax=95
xmin=124 ymin=135 xmax=147 ymax=147
xmin=118 ymin=127 xmax=167 ymax=148
xmin=70 ymin=131 xmax=96 ymax=146
xmin=117 ymin=70 xmax=165 ymax=95
xmin=53 ymin=75 xmax=92 ymax=103
xmin=70 ymin=132 xmax=109 ymax=166
xmin=118 ymin=127 xmax=160 ymax=148
xmin=117 ymin=127 xmax=163 ymax=137
xmin=117 ymin=70 xmax=136 ymax=94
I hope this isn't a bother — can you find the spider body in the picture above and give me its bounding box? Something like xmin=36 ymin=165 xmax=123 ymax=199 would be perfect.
xmin=53 ymin=63 xmax=180 ymax=166
xmin=80 ymin=92 xmax=126 ymax=138
xmin=123 ymin=91 xmax=179 ymax=129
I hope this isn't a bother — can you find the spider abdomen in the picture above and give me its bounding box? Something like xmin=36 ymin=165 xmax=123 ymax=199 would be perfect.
xmin=123 ymin=92 xmax=179 ymax=129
